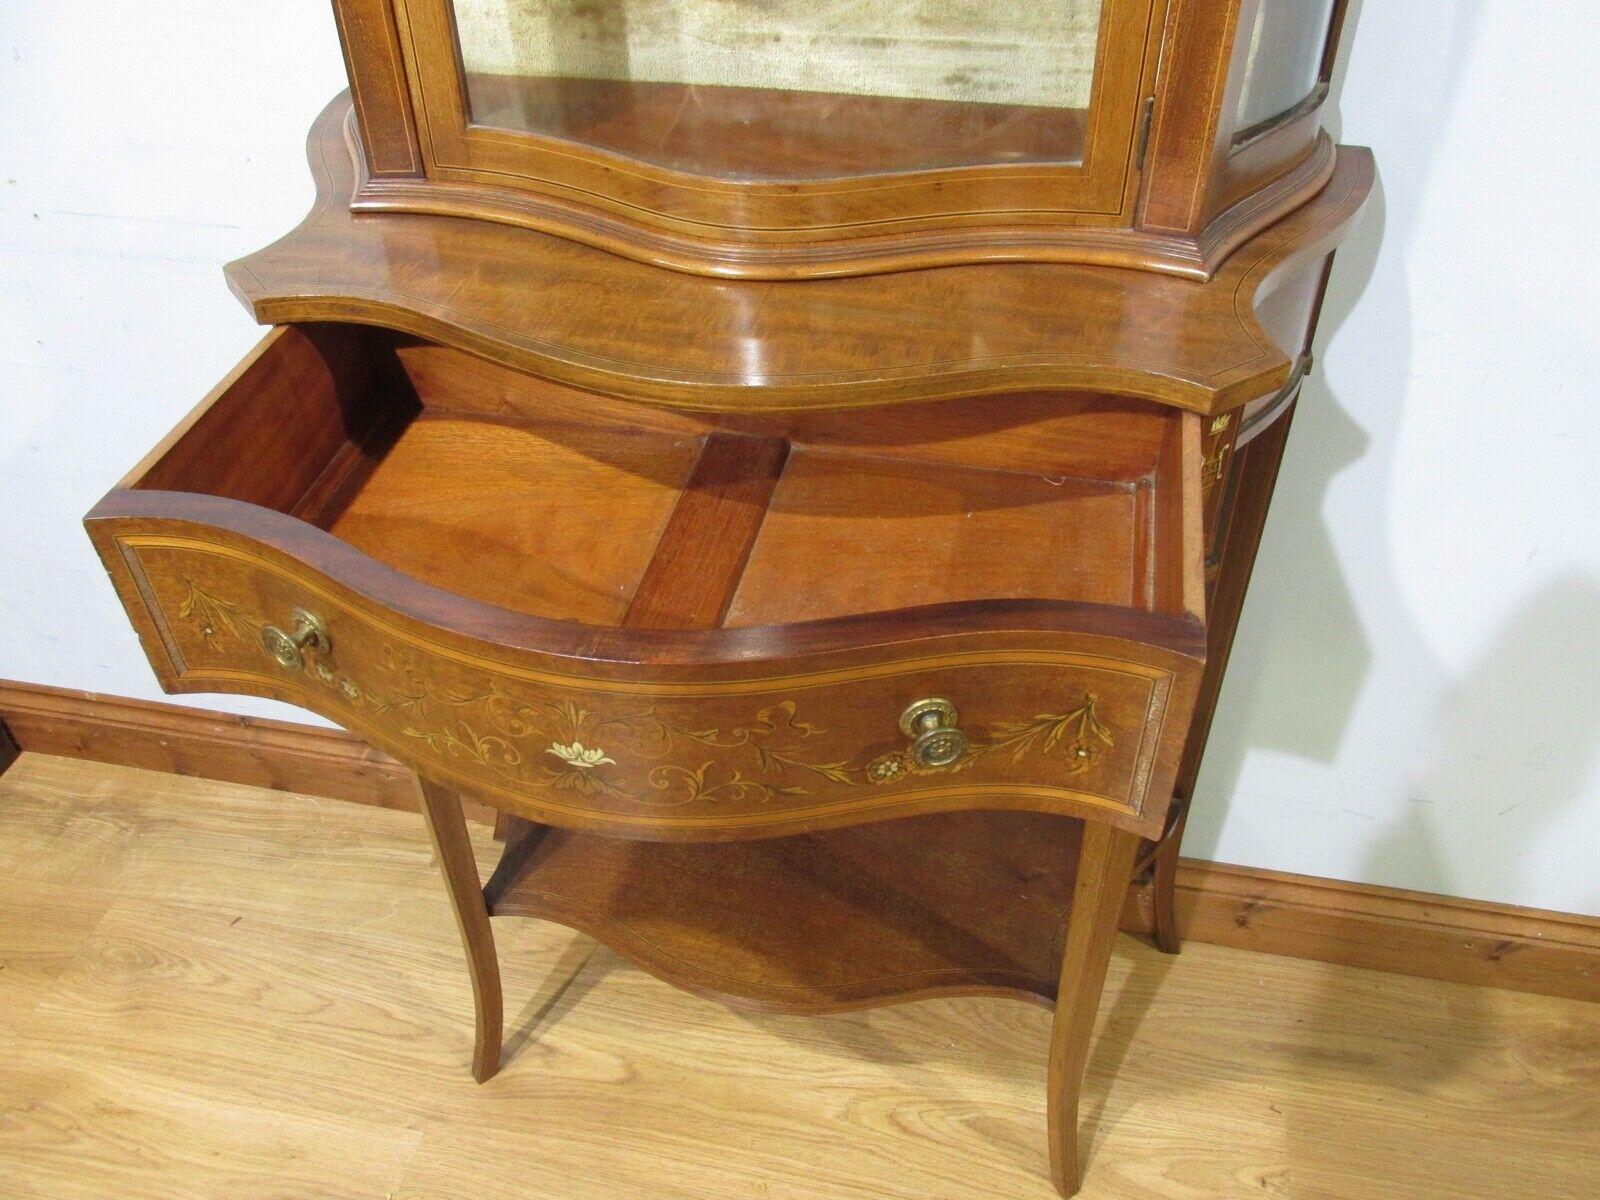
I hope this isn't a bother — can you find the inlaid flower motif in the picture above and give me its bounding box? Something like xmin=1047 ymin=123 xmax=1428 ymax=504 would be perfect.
xmin=546 ymin=741 xmax=616 ymax=769
xmin=866 ymin=753 xmax=908 ymax=784
xmin=171 ymin=576 xmax=1122 ymax=802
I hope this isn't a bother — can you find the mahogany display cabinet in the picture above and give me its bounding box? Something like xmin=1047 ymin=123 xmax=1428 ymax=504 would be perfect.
xmin=86 ymin=2 xmax=1371 ymax=1194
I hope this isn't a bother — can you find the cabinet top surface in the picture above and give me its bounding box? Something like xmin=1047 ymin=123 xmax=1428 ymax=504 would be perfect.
xmin=228 ymin=98 xmax=1371 ymax=416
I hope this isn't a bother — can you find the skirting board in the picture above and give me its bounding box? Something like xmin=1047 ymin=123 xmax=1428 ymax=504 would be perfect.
xmin=2 ymin=678 xmax=1596 ymax=1003
xmin=0 ymin=679 xmax=493 ymax=826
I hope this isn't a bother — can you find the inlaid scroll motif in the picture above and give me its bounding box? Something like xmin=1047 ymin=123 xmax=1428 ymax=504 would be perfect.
xmin=177 ymin=581 xmax=255 ymax=650
xmin=174 ymin=581 xmax=1116 ymax=807
xmin=863 ymin=698 xmax=1113 ymax=785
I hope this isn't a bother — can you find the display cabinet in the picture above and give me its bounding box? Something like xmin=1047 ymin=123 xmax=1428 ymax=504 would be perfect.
xmin=336 ymin=0 xmax=1350 ymax=277
xmin=87 ymin=2 xmax=1370 ymax=1194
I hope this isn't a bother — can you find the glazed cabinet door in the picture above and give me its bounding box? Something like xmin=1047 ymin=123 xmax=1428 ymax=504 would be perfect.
xmin=356 ymin=0 xmax=1162 ymax=254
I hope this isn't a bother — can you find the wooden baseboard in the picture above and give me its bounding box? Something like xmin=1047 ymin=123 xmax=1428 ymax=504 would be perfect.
xmin=0 ymin=679 xmax=494 ymax=825
xmin=3 ymin=678 xmax=1596 ymax=1003
xmin=1122 ymin=865 xmax=1599 ymax=1003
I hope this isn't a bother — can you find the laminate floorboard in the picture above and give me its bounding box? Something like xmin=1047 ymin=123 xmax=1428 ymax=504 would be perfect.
xmin=0 ymin=753 xmax=1594 ymax=1199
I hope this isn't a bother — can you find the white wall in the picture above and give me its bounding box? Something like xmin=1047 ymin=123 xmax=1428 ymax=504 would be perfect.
xmin=2 ymin=3 xmax=1596 ymax=915
xmin=1 ymin=3 xmax=350 ymax=718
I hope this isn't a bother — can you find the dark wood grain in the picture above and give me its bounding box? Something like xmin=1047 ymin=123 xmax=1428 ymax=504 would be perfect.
xmin=391 ymin=339 xmax=1182 ymax=480
xmin=1138 ymin=252 xmax=1340 ymax=953
xmin=131 ymin=324 xmax=380 ymax=512
xmin=289 ymin=381 xmax=417 ymax=529
xmin=1151 ymin=412 xmax=1206 ymax=621
xmin=727 ymin=449 xmax=1145 ymax=626
xmin=93 ymin=522 xmax=1201 ymax=840
xmin=1185 ymin=393 xmax=1305 ymax=787
xmin=92 ymin=487 xmax=1208 ymax=671
xmin=1148 ymin=393 xmax=1301 ymax=953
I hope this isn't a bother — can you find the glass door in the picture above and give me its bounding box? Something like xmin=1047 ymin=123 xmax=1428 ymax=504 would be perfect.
xmin=1232 ymin=0 xmax=1341 ymax=142
xmin=392 ymin=0 xmax=1160 ymax=241
xmin=448 ymin=0 xmax=1109 ymax=180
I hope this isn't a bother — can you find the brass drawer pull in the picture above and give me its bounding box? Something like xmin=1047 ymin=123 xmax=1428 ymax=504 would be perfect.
xmin=899 ymin=697 xmax=968 ymax=769
xmin=260 ymin=608 xmax=330 ymax=672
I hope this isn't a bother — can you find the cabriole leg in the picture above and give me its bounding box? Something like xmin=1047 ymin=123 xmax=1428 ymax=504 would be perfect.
xmin=1047 ymin=822 xmax=1140 ymax=1197
xmin=417 ymin=776 xmax=503 ymax=1083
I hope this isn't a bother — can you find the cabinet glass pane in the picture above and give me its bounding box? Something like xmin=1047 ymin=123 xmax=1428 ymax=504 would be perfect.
xmin=1234 ymin=0 xmax=1337 ymax=134
xmin=450 ymin=0 xmax=1106 ymax=180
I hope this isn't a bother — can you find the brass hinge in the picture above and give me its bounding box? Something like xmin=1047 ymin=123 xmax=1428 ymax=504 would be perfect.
xmin=1136 ymin=96 xmax=1157 ymax=169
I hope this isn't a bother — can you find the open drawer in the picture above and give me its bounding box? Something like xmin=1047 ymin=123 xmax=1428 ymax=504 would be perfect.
xmin=87 ymin=324 xmax=1207 ymax=840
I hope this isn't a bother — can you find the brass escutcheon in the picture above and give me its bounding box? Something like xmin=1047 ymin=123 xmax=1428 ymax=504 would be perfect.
xmin=899 ymin=697 xmax=968 ymax=769
xmin=259 ymin=608 xmax=331 ymax=673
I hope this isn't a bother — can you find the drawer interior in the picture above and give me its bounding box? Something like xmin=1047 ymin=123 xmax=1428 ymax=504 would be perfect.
xmin=129 ymin=323 xmax=1203 ymax=631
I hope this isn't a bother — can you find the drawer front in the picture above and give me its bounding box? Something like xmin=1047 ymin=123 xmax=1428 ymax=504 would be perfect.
xmin=109 ymin=532 xmax=1193 ymax=839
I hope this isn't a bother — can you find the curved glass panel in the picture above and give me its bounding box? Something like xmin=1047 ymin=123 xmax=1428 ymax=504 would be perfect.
xmin=450 ymin=0 xmax=1106 ymax=179
xmin=1233 ymin=0 xmax=1337 ymax=135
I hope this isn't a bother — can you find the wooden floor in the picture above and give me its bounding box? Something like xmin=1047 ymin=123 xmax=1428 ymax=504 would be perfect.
xmin=1 ymin=754 xmax=1595 ymax=1199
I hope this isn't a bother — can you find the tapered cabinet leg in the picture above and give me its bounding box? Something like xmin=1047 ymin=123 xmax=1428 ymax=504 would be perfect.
xmin=416 ymin=776 xmax=503 ymax=1083
xmin=1047 ymin=822 xmax=1141 ymax=1198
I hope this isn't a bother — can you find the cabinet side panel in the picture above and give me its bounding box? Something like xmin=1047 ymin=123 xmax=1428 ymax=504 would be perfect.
xmin=334 ymin=0 xmax=424 ymax=176
xmin=1137 ymin=0 xmax=1242 ymax=235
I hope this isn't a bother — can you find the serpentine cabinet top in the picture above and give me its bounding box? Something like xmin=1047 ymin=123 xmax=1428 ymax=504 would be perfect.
xmin=226 ymin=98 xmax=1373 ymax=417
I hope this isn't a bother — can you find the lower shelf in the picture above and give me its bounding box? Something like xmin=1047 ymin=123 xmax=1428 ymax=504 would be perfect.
xmin=487 ymin=811 xmax=1083 ymax=1012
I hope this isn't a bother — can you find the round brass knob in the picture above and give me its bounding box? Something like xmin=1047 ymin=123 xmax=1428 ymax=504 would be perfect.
xmin=259 ymin=609 xmax=330 ymax=672
xmin=899 ymin=697 xmax=968 ymax=769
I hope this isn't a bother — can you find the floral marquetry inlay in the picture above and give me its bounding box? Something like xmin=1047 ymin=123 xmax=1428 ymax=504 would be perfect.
xmin=177 ymin=580 xmax=254 ymax=650
xmin=149 ymin=566 xmax=1167 ymax=827
xmin=546 ymin=742 xmax=615 ymax=769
